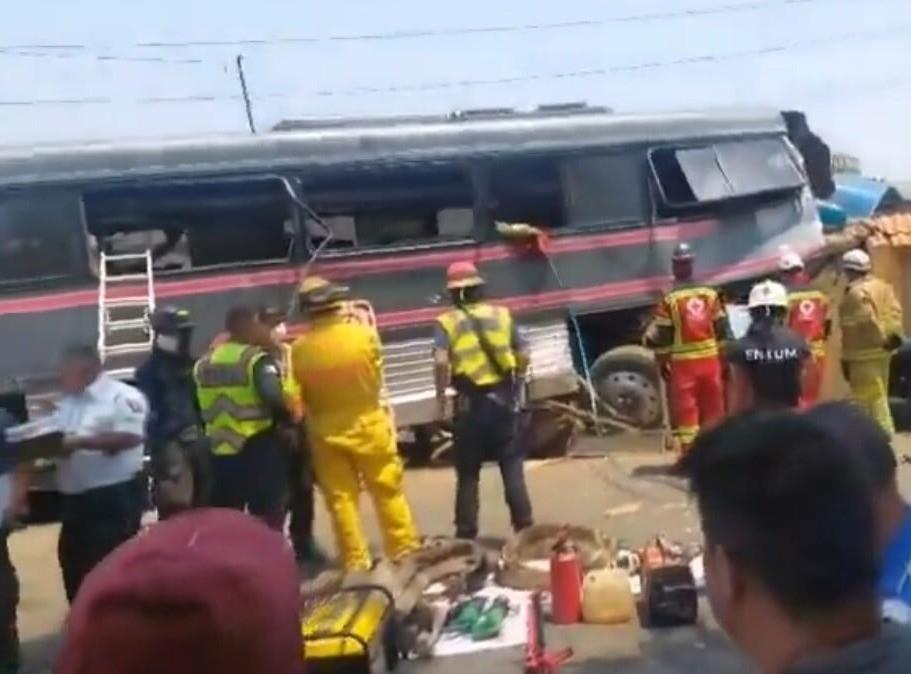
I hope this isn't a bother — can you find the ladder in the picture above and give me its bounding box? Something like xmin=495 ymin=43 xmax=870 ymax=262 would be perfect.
xmin=97 ymin=250 xmax=156 ymax=364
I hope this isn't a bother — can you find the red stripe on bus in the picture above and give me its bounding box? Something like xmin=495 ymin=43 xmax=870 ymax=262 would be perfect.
xmin=0 ymin=219 xmax=719 ymax=316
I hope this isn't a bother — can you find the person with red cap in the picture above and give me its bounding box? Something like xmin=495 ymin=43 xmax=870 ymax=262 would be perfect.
xmin=434 ymin=261 xmax=533 ymax=540
xmin=55 ymin=509 xmax=303 ymax=674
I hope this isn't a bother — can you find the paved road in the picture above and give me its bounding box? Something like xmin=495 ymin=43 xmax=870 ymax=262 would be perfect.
xmin=12 ymin=432 xmax=911 ymax=673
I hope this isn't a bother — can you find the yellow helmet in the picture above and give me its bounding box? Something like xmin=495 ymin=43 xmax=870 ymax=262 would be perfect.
xmin=297 ymin=276 xmax=349 ymax=309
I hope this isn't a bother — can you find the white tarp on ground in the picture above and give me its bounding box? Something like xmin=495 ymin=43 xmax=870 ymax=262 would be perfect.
xmin=431 ymin=586 xmax=531 ymax=658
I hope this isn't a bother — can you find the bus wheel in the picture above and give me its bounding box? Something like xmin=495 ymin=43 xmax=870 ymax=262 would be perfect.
xmin=589 ymin=345 xmax=663 ymax=430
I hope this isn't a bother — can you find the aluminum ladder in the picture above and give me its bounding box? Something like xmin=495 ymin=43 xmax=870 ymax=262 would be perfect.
xmin=97 ymin=250 xmax=156 ymax=365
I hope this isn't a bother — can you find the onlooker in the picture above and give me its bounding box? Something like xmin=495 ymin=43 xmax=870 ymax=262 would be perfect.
xmin=54 ymin=346 xmax=148 ymax=603
xmin=682 ymin=410 xmax=911 ymax=674
xmin=55 ymin=509 xmax=303 ymax=674
xmin=808 ymin=401 xmax=911 ymax=624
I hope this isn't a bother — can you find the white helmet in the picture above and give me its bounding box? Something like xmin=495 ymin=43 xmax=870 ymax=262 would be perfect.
xmin=842 ymin=249 xmax=871 ymax=273
xmin=748 ymin=280 xmax=789 ymax=309
xmin=778 ymin=250 xmax=805 ymax=272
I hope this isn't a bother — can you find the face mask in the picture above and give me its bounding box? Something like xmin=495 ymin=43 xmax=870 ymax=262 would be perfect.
xmin=155 ymin=334 xmax=180 ymax=353
xmin=272 ymin=323 xmax=288 ymax=340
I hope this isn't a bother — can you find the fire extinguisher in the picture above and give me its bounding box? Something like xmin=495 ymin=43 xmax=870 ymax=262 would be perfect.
xmin=550 ymin=533 xmax=582 ymax=624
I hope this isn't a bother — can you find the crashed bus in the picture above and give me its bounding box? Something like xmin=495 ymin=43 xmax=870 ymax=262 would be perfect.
xmin=0 ymin=105 xmax=826 ymax=451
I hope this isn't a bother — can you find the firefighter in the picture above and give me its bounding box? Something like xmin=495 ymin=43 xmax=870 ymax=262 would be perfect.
xmin=778 ymin=250 xmax=831 ymax=407
xmin=726 ymin=280 xmax=810 ymax=414
xmin=643 ymin=242 xmax=730 ymax=454
xmin=135 ymin=306 xmax=211 ymax=519
xmin=840 ymin=249 xmax=904 ymax=435
xmin=291 ymin=277 xmax=420 ymax=570
xmin=257 ymin=307 xmax=324 ymax=564
xmin=433 ymin=261 xmax=533 ymax=540
xmin=194 ymin=306 xmax=290 ymax=529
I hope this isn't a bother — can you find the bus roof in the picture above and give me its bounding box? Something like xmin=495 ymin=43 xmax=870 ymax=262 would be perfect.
xmin=0 ymin=107 xmax=787 ymax=190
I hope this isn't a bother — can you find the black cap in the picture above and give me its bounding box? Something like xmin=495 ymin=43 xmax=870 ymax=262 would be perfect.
xmin=257 ymin=306 xmax=287 ymax=326
xmin=150 ymin=306 xmax=193 ymax=335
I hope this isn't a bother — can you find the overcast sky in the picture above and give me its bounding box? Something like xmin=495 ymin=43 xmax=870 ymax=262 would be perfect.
xmin=2 ymin=0 xmax=909 ymax=178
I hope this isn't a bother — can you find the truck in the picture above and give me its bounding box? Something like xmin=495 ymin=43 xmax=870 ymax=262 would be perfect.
xmin=0 ymin=104 xmax=826 ymax=452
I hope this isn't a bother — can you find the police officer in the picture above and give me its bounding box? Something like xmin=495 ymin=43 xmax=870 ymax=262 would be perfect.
xmin=194 ymin=306 xmax=290 ymax=530
xmin=643 ymin=242 xmax=730 ymax=454
xmin=434 ymin=261 xmax=533 ymax=541
xmin=257 ymin=307 xmax=324 ymax=564
xmin=726 ymin=280 xmax=810 ymax=414
xmin=840 ymin=249 xmax=904 ymax=435
xmin=135 ymin=306 xmax=211 ymax=519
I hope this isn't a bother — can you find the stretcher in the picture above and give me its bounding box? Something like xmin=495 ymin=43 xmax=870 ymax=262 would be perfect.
xmin=301 ymin=583 xmax=397 ymax=673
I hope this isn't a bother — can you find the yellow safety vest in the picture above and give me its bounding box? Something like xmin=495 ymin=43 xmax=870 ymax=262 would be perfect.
xmin=194 ymin=341 xmax=271 ymax=456
xmin=437 ymin=303 xmax=518 ymax=387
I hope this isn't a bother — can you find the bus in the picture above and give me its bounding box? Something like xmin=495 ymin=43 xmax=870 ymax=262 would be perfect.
xmin=0 ymin=104 xmax=826 ymax=435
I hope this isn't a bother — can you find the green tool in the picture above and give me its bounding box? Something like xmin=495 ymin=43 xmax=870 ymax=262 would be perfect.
xmin=471 ymin=596 xmax=511 ymax=641
xmin=449 ymin=597 xmax=488 ymax=634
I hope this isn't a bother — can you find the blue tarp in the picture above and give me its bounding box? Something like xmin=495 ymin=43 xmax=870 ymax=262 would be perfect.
xmin=830 ymin=173 xmax=903 ymax=218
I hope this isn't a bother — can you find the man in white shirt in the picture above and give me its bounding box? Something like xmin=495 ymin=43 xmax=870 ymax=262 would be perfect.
xmin=54 ymin=345 xmax=148 ymax=603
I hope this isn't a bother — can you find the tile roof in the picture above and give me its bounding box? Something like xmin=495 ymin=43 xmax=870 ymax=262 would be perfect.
xmin=856 ymin=214 xmax=911 ymax=248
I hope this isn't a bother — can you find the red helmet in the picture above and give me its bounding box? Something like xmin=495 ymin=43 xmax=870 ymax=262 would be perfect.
xmin=446 ymin=261 xmax=485 ymax=290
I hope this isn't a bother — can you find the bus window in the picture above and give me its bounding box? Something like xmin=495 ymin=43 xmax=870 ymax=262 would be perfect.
xmin=301 ymin=164 xmax=475 ymax=249
xmin=489 ymin=157 xmax=565 ymax=229
xmin=561 ymin=152 xmax=648 ymax=229
xmin=649 ymin=137 xmax=804 ymax=210
xmin=0 ymin=192 xmax=84 ymax=287
xmin=83 ymin=178 xmax=294 ymax=272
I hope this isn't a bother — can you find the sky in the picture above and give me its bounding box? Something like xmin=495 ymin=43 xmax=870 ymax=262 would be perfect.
xmin=1 ymin=0 xmax=910 ymax=178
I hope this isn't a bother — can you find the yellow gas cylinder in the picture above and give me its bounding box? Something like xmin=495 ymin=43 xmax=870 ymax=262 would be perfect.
xmin=581 ymin=567 xmax=636 ymax=624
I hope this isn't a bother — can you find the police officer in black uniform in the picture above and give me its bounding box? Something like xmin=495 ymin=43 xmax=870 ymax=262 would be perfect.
xmin=726 ymin=280 xmax=810 ymax=414
xmin=135 ymin=307 xmax=211 ymax=519
xmin=0 ymin=406 xmax=20 ymax=674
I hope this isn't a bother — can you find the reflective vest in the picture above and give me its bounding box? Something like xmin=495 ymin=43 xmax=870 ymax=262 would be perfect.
xmin=436 ymin=303 xmax=517 ymax=387
xmin=194 ymin=341 xmax=271 ymax=456
xmin=649 ymin=285 xmax=726 ymax=360
xmin=841 ymin=275 xmax=903 ymax=362
xmin=787 ymin=287 xmax=829 ymax=357
xmin=278 ymin=343 xmax=304 ymax=423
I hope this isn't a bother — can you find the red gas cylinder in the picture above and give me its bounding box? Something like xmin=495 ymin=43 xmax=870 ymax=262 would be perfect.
xmin=550 ymin=534 xmax=583 ymax=624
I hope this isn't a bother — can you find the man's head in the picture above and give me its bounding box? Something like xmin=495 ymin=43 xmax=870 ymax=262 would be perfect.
xmin=682 ymin=411 xmax=878 ymax=667
xmin=150 ymin=306 xmax=194 ymax=356
xmin=297 ymin=276 xmax=349 ymax=317
xmin=777 ymin=249 xmax=805 ymax=285
xmin=225 ymin=305 xmax=270 ymax=347
xmin=55 ymin=509 xmax=303 ymax=674
xmin=257 ymin=306 xmax=288 ymax=345
xmin=807 ymin=401 xmax=905 ymax=550
xmin=671 ymin=241 xmax=694 ymax=281
xmin=446 ymin=261 xmax=485 ymax=306
xmin=747 ymin=279 xmax=789 ymax=325
xmin=59 ymin=345 xmax=103 ymax=395
xmin=842 ymin=249 xmax=871 ymax=282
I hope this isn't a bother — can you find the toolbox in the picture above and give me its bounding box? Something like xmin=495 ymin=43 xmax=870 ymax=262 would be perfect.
xmin=301 ymin=583 xmax=398 ymax=674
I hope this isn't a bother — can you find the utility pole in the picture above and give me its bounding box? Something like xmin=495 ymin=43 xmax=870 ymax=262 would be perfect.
xmin=235 ymin=54 xmax=256 ymax=134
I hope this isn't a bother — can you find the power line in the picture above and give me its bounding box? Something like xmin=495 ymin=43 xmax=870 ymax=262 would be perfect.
xmin=0 ymin=0 xmax=863 ymax=52
xmin=1 ymin=24 xmax=905 ymax=107
xmin=0 ymin=49 xmax=206 ymax=65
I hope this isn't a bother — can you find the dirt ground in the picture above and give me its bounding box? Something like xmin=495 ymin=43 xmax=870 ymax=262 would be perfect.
xmin=11 ymin=431 xmax=911 ymax=674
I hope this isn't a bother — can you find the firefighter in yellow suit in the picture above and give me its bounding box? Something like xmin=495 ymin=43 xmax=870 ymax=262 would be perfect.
xmin=840 ymin=249 xmax=904 ymax=435
xmin=291 ymin=277 xmax=420 ymax=570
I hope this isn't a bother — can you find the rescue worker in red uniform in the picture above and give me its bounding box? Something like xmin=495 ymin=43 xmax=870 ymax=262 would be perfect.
xmin=778 ymin=250 xmax=831 ymax=408
xmin=644 ymin=242 xmax=730 ymax=455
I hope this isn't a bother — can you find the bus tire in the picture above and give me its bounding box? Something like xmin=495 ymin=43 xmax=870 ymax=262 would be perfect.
xmin=589 ymin=345 xmax=663 ymax=430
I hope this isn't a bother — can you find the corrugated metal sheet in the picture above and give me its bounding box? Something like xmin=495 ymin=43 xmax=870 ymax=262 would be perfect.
xmin=383 ymin=319 xmax=575 ymax=406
